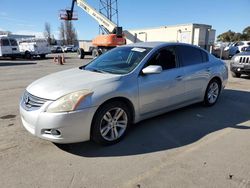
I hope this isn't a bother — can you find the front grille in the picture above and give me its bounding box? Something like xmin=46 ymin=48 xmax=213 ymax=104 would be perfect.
xmin=22 ymin=91 xmax=49 ymax=110
xmin=239 ymin=56 xmax=250 ymax=64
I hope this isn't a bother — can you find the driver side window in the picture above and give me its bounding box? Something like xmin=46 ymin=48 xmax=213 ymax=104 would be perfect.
xmin=147 ymin=47 xmax=177 ymax=70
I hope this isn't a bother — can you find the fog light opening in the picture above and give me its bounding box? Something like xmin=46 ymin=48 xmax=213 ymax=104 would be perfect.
xmin=51 ymin=129 xmax=61 ymax=136
xmin=43 ymin=129 xmax=61 ymax=136
xmin=237 ymin=68 xmax=241 ymax=72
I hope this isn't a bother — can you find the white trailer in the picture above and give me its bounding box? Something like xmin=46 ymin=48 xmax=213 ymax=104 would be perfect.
xmin=124 ymin=23 xmax=216 ymax=51
xmin=18 ymin=38 xmax=51 ymax=59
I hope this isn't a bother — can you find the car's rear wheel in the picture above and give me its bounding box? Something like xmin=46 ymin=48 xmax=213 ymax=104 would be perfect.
xmin=25 ymin=51 xmax=31 ymax=59
xmin=91 ymin=101 xmax=131 ymax=145
xmin=204 ymin=79 xmax=221 ymax=106
xmin=40 ymin=54 xmax=46 ymax=59
xmin=231 ymin=71 xmax=241 ymax=78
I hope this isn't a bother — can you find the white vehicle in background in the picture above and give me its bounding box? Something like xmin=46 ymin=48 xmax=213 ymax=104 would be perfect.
xmin=0 ymin=36 xmax=20 ymax=59
xmin=18 ymin=38 xmax=51 ymax=59
xmin=225 ymin=41 xmax=250 ymax=58
xmin=62 ymin=45 xmax=75 ymax=53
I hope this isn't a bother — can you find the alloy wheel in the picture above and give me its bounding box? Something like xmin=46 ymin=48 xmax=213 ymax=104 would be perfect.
xmin=100 ymin=107 xmax=128 ymax=141
xmin=207 ymin=82 xmax=219 ymax=104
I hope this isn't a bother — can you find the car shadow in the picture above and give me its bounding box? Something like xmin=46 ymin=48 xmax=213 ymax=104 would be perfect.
xmin=0 ymin=62 xmax=37 ymax=66
xmin=55 ymin=89 xmax=250 ymax=157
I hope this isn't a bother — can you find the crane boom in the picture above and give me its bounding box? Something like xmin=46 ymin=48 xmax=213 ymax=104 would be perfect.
xmin=61 ymin=0 xmax=126 ymax=59
xmin=76 ymin=0 xmax=117 ymax=34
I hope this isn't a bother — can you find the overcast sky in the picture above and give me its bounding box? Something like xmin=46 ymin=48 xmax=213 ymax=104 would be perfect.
xmin=0 ymin=0 xmax=249 ymax=40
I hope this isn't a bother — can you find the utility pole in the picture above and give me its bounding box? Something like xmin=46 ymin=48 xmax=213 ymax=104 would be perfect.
xmin=99 ymin=0 xmax=119 ymax=34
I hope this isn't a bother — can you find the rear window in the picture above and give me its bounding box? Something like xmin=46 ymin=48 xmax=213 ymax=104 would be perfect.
xmin=10 ymin=39 xmax=18 ymax=46
xmin=178 ymin=46 xmax=204 ymax=66
xmin=1 ymin=39 xmax=10 ymax=46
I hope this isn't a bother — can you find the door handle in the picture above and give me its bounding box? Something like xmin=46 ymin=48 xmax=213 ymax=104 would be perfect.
xmin=175 ymin=75 xmax=183 ymax=81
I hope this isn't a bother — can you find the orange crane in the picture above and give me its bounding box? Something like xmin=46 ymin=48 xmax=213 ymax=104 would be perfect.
xmin=60 ymin=0 xmax=126 ymax=58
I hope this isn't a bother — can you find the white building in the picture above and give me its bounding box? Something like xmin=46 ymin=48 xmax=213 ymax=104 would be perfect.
xmin=124 ymin=23 xmax=216 ymax=51
xmin=0 ymin=32 xmax=35 ymax=41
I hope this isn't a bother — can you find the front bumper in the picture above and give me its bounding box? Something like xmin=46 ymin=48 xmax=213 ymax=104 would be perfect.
xmin=20 ymin=102 xmax=98 ymax=144
xmin=230 ymin=63 xmax=250 ymax=74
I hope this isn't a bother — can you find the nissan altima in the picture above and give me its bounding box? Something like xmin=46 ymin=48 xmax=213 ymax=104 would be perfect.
xmin=20 ymin=42 xmax=228 ymax=145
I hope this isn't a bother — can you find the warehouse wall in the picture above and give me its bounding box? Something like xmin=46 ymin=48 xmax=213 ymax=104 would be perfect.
xmin=124 ymin=23 xmax=215 ymax=51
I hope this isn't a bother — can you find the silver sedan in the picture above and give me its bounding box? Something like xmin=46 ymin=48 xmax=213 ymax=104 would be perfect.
xmin=20 ymin=42 xmax=228 ymax=145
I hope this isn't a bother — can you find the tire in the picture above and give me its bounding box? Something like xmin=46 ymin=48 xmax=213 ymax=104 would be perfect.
xmin=92 ymin=49 xmax=102 ymax=58
xmin=203 ymin=79 xmax=221 ymax=106
xmin=231 ymin=71 xmax=241 ymax=78
xmin=25 ymin=51 xmax=31 ymax=59
xmin=92 ymin=49 xmax=99 ymax=58
xmin=77 ymin=48 xmax=85 ymax=59
xmin=91 ymin=101 xmax=132 ymax=145
xmin=40 ymin=54 xmax=46 ymax=59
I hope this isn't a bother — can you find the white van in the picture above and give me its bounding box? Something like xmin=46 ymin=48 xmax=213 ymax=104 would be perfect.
xmin=18 ymin=38 xmax=51 ymax=59
xmin=0 ymin=37 xmax=20 ymax=59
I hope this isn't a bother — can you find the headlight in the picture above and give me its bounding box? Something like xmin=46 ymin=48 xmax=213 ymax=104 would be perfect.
xmin=46 ymin=90 xmax=93 ymax=113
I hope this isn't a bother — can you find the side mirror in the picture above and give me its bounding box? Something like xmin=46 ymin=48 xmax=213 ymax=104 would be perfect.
xmin=142 ymin=65 xmax=162 ymax=75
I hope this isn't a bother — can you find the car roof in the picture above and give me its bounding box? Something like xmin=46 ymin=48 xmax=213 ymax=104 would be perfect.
xmin=125 ymin=41 xmax=204 ymax=50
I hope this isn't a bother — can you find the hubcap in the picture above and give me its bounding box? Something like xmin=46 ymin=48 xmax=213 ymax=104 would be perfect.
xmin=207 ymin=82 xmax=219 ymax=104
xmin=100 ymin=107 xmax=128 ymax=141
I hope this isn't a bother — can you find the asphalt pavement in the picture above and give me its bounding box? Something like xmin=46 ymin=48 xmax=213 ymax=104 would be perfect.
xmin=0 ymin=54 xmax=249 ymax=188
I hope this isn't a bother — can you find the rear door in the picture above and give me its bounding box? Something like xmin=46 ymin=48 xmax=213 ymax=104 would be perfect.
xmin=1 ymin=38 xmax=12 ymax=55
xmin=177 ymin=45 xmax=211 ymax=101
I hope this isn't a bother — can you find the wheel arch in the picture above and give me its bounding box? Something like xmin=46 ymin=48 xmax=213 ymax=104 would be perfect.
xmin=90 ymin=96 xmax=135 ymax=138
xmin=94 ymin=96 xmax=135 ymax=122
xmin=210 ymin=76 xmax=222 ymax=90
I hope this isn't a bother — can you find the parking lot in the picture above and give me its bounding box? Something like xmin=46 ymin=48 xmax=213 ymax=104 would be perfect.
xmin=0 ymin=53 xmax=250 ymax=188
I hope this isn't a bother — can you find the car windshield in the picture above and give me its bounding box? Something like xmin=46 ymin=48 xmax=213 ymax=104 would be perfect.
xmin=84 ymin=46 xmax=152 ymax=74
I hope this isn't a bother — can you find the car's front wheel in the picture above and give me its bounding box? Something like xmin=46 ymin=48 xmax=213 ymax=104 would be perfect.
xmin=91 ymin=101 xmax=131 ymax=145
xmin=203 ymin=79 xmax=221 ymax=106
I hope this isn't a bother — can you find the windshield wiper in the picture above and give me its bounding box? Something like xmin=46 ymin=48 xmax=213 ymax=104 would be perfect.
xmin=88 ymin=68 xmax=107 ymax=73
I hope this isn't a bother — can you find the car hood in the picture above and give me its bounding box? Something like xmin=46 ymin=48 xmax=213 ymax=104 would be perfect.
xmin=26 ymin=68 xmax=121 ymax=100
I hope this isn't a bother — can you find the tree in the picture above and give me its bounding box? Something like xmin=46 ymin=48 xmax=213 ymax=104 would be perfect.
xmin=243 ymin=26 xmax=250 ymax=35
xmin=59 ymin=22 xmax=66 ymax=45
xmin=59 ymin=21 xmax=78 ymax=45
xmin=242 ymin=26 xmax=250 ymax=40
xmin=44 ymin=22 xmax=52 ymax=45
xmin=50 ymin=35 xmax=57 ymax=45
xmin=217 ymin=30 xmax=236 ymax=42
xmin=217 ymin=26 xmax=250 ymax=42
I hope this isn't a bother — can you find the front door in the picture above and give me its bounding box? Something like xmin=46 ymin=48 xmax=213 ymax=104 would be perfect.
xmin=138 ymin=46 xmax=186 ymax=115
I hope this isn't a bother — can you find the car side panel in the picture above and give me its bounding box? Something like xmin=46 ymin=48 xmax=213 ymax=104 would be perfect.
xmin=182 ymin=62 xmax=212 ymax=101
